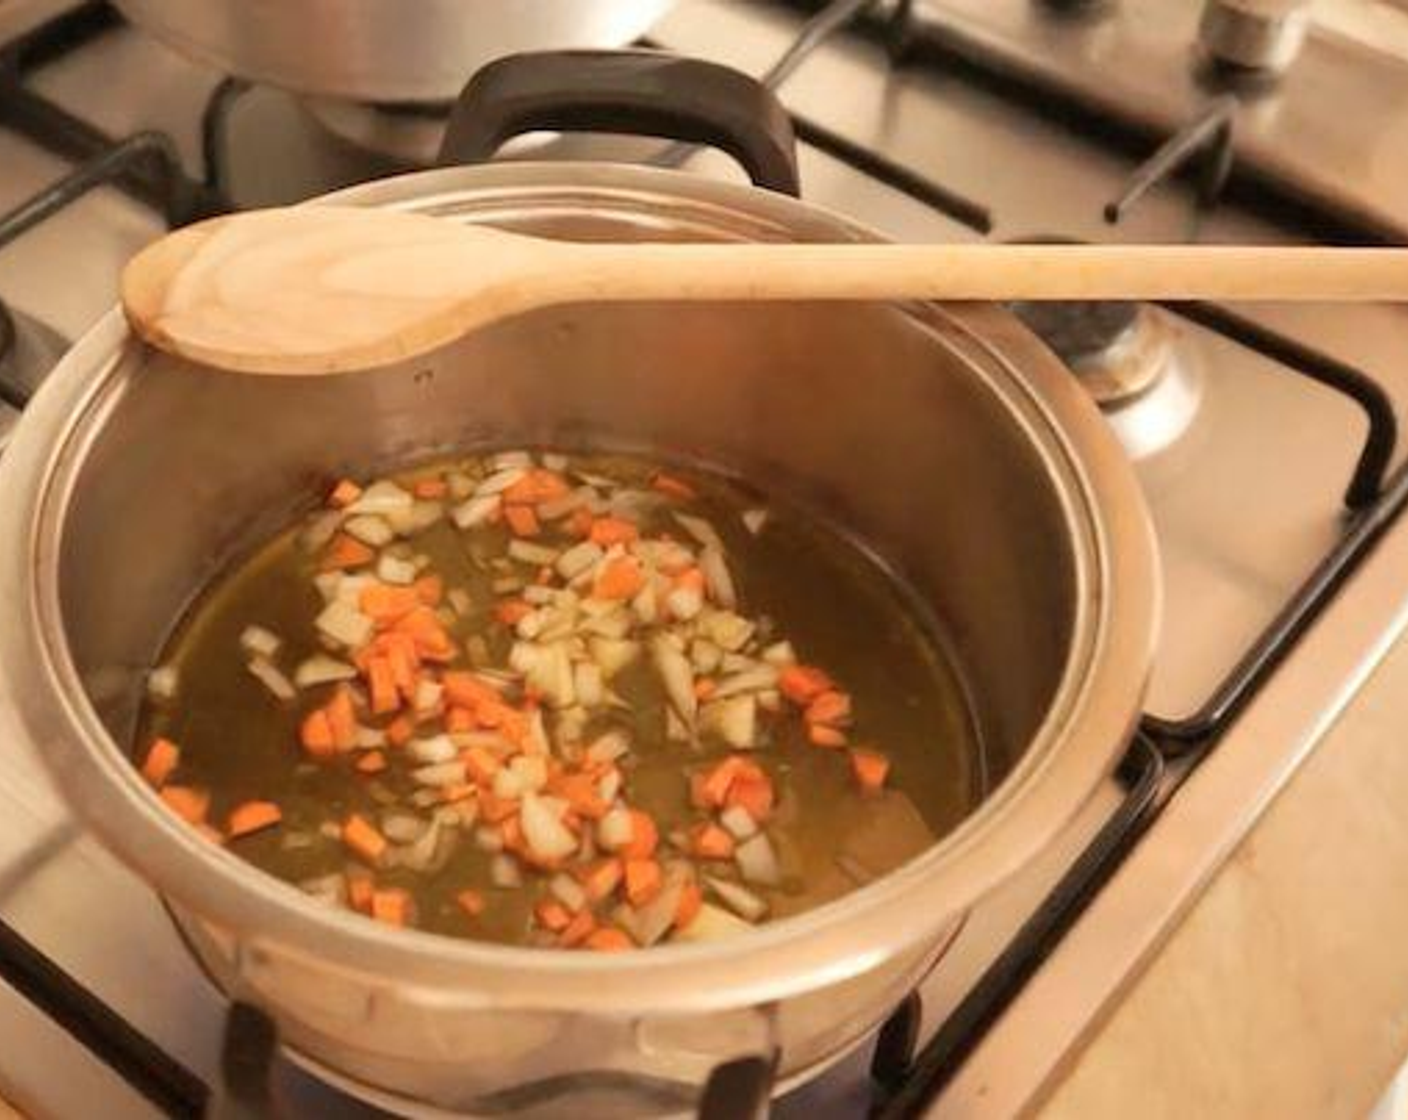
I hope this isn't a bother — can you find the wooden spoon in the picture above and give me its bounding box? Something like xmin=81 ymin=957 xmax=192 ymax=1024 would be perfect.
xmin=121 ymin=204 xmax=1408 ymax=376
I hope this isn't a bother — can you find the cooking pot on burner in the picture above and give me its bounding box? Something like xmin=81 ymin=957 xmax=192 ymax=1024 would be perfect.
xmin=0 ymin=53 xmax=1157 ymax=1115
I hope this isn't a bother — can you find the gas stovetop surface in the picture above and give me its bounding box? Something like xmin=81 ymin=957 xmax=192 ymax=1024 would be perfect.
xmin=4 ymin=2 xmax=1408 ymax=1117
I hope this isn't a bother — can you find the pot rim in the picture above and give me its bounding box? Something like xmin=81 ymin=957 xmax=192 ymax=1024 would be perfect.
xmin=0 ymin=162 xmax=1159 ymax=1012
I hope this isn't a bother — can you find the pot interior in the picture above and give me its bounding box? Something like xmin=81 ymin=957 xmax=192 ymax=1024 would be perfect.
xmin=55 ymin=191 xmax=1080 ymax=852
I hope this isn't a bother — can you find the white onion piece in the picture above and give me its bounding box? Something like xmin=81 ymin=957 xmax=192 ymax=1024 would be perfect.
xmin=452 ymin=493 xmax=501 ymax=529
xmin=588 ymin=637 xmax=640 ymax=679
xmin=556 ymin=540 xmax=603 ymax=580
xmin=673 ymin=512 xmax=725 ymax=552
xmin=475 ymin=825 xmax=506 ymax=852
xmin=381 ymin=813 xmax=428 ymax=844
xmin=550 ymin=873 xmax=588 ymax=912
xmin=414 ymin=679 xmax=444 ymax=714
xmin=377 ymin=554 xmax=417 ymax=585
xmin=349 ymin=480 xmax=413 ymax=516
xmin=385 ymin=500 xmax=443 ymax=536
xmin=344 ymin=515 xmax=394 ymax=547
xmin=412 ymin=760 xmax=467 ymax=787
xmin=734 ymin=833 xmax=781 ymax=887
xmin=474 ymin=467 xmax=527 ymax=497
xmin=586 ymin=729 xmax=630 ymax=764
xmin=665 ymin=706 xmax=689 ymax=743
xmin=146 ymin=664 xmax=179 ymax=702
xmin=574 ymin=661 xmax=604 ymax=709
xmin=491 ymin=575 xmax=525 ymax=594
xmin=492 ymin=768 xmax=527 ymax=800
xmin=761 ymin=641 xmax=796 ymax=666
xmin=447 ymin=588 xmax=473 ymax=615
xmin=246 ymin=658 xmax=296 ymax=702
xmin=700 ymin=547 xmax=737 ymax=610
xmin=508 ymin=540 xmax=560 ymax=567
xmin=598 ymin=807 xmax=634 ymax=851
xmin=666 ymin=585 xmax=704 ymax=621
xmin=239 ymin=625 xmax=282 ymax=659
xmin=522 ymin=708 xmax=550 ymax=757
xmin=521 ymin=793 xmax=577 ymax=862
xmin=538 ymin=488 xmax=587 ymax=521
xmin=409 ymin=734 xmax=457 ymax=764
xmin=492 ymin=450 xmax=532 ymax=470
xmin=300 ymin=874 xmax=347 ymax=907
xmin=673 ymin=902 xmax=753 ymax=942
xmin=315 ymin=599 xmax=374 ymax=649
xmin=700 ymin=695 xmax=757 ymax=749
xmin=757 ymin=689 xmax=782 ymax=713
xmin=490 ymin=852 xmax=523 ymax=888
xmin=293 ymin=655 xmax=357 ymax=689
xmin=597 ymin=769 xmax=623 ymax=803
xmin=579 ymin=608 xmax=632 ymax=639
xmin=701 ymin=610 xmax=754 ymax=653
xmin=710 ymin=665 xmax=778 ymax=699
xmin=446 ymin=471 xmax=475 ymax=500
xmin=720 ymin=805 xmax=759 ymax=840
xmin=741 ymin=508 xmax=769 ymax=535
xmin=706 ymin=876 xmax=767 ymax=921
xmin=354 ymin=726 xmax=386 ymax=750
xmin=509 ymin=754 xmax=548 ymax=791
xmin=313 ymin=571 xmax=342 ymax=602
xmin=631 ymin=583 xmax=659 ymax=626
xmin=651 ymin=635 xmax=697 ymax=730
xmin=542 ymin=452 xmax=568 ymax=471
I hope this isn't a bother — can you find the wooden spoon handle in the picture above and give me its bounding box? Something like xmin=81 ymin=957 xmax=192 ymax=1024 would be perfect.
xmin=559 ymin=242 xmax=1408 ymax=303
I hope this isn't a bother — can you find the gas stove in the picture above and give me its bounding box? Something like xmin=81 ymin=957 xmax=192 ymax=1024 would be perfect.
xmin=4 ymin=1 xmax=1408 ymax=1117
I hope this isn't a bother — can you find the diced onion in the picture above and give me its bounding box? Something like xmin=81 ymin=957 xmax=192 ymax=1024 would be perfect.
xmin=761 ymin=641 xmax=796 ymax=666
xmin=491 ymin=450 xmax=532 ymax=471
xmin=651 ymin=635 xmax=697 ymax=730
xmin=385 ymin=500 xmax=443 ymax=536
xmin=585 ymin=729 xmax=630 ymax=764
xmin=239 ymin=625 xmax=282 ymax=659
xmin=490 ymin=853 xmax=523 ymax=888
xmin=666 ymin=585 xmax=703 ymax=621
xmin=706 ymin=876 xmax=768 ymax=921
xmin=673 ymin=902 xmax=753 ymax=942
xmin=409 ymin=734 xmax=457 ymax=764
xmin=348 ymin=480 xmax=413 ymax=516
xmin=542 ymin=452 xmax=568 ymax=471
xmin=378 ymin=553 xmax=418 ymax=585
xmin=315 ymin=599 xmax=374 ymax=649
xmin=700 ymin=547 xmax=737 ymax=610
xmin=474 ymin=467 xmax=527 ymax=497
xmin=475 ymin=825 xmax=506 ymax=853
xmin=344 ymin=515 xmax=394 ymax=547
xmin=673 ymin=512 xmax=725 ymax=552
xmin=700 ymin=695 xmax=757 ymax=749
xmin=146 ymin=664 xmax=179 ymax=702
xmin=354 ymin=726 xmax=386 ymax=749
xmin=246 ymin=658 xmax=295 ymax=702
xmin=300 ymin=510 xmax=343 ymax=553
xmin=414 ymin=679 xmax=444 ymax=714
xmin=293 ymin=654 xmax=357 ymax=689
xmin=742 ymin=508 xmax=769 ymax=535
xmin=509 ymin=754 xmax=548 ymax=791
xmin=521 ymin=793 xmax=577 ymax=862
xmin=550 ymin=872 xmax=587 ymax=912
xmin=573 ymin=661 xmax=604 ymax=709
xmin=509 ymin=539 xmax=560 ymax=567
xmin=448 ymin=588 xmax=473 ymax=615
xmin=598 ymin=807 xmax=634 ymax=851
xmin=720 ymin=805 xmax=759 ymax=840
xmin=412 ymin=760 xmax=467 ymax=787
xmin=452 ymin=493 xmax=501 ymax=529
xmin=381 ymin=813 xmax=428 ymax=844
xmin=710 ymin=665 xmax=778 ymax=699
xmin=556 ymin=540 xmax=603 ymax=580
xmin=734 ymin=833 xmax=781 ymax=886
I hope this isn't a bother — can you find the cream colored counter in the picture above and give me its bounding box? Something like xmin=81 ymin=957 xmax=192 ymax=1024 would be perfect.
xmin=1040 ymin=634 xmax=1408 ymax=1119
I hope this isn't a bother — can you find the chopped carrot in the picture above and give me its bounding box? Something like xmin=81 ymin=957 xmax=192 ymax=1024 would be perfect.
xmin=342 ymin=813 xmax=388 ymax=866
xmin=359 ymin=582 xmax=420 ymax=624
xmin=479 ymin=793 xmax=519 ymax=823
xmin=141 ymin=737 xmax=180 ymax=788
xmin=624 ymin=858 xmax=662 ymax=906
xmin=320 ymin=532 xmax=375 ymax=571
xmin=620 ymin=809 xmax=660 ymax=860
xmin=699 ymin=756 xmax=747 ymax=808
xmin=326 ymin=686 xmax=357 ymax=750
xmin=445 ymin=706 xmax=475 ymax=733
xmin=675 ymin=882 xmax=703 ymax=931
xmin=227 ymin=800 xmax=282 ymax=838
xmin=779 ymin=664 xmax=834 ymax=706
xmin=355 ymin=750 xmax=387 ymax=775
xmin=299 ymin=708 xmax=337 ymax=758
xmin=384 ymin=639 xmax=417 ymax=700
xmin=442 ymin=671 xmax=502 ymax=710
xmin=503 ymin=504 xmax=541 ymax=537
xmin=412 ymin=477 xmax=447 ymax=499
xmin=576 ymin=858 xmax=623 ymax=904
xmin=585 ymin=927 xmax=634 ymax=952
xmin=536 ymin=566 xmax=554 ymax=586
xmin=386 ymin=715 xmax=414 ymax=747
xmin=328 ymin=479 xmax=362 ymax=508
xmin=588 ymin=516 xmax=639 ymax=547
xmin=392 ymin=607 xmax=455 ymax=661
xmin=808 ymin=724 xmax=847 ymax=748
xmin=456 ymin=889 xmax=486 ymax=918
xmin=371 ymin=888 xmax=412 ymax=927
xmin=160 ymin=785 xmax=210 ymax=824
xmin=500 ymin=813 xmax=525 ymax=855
xmin=651 ymin=472 xmax=696 ymax=501
xmin=367 ymin=656 xmax=399 ymax=715
xmin=437 ymin=782 xmax=477 ymax=805
xmin=535 ymin=898 xmax=572 ymax=932
xmin=850 ymin=749 xmax=890 ymax=795
xmin=558 ymin=908 xmax=597 ymax=948
xmin=551 ymin=772 xmax=608 ymax=820
xmin=692 ymin=823 xmax=736 ymax=860
xmin=693 ymin=678 xmax=717 ymax=701
xmin=495 ymin=598 xmax=533 ymax=626
xmin=805 ymin=690 xmax=852 ymax=728
xmin=503 ymin=468 xmax=571 ymax=506
xmin=463 ymin=746 xmax=501 ymax=785
xmin=726 ymin=774 xmax=775 ymax=822
xmin=673 ymin=567 xmax=707 ymax=593
xmin=593 ymin=556 xmax=645 ymax=601
xmin=567 ymin=508 xmax=596 ymax=538
xmin=346 ymin=873 xmax=374 ymax=914
xmin=413 ymin=574 xmax=443 ymax=606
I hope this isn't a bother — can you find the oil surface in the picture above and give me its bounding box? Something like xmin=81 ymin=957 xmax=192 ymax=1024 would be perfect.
xmin=137 ymin=452 xmax=982 ymax=943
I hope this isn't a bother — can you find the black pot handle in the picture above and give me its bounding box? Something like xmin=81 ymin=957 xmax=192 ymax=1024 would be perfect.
xmin=436 ymin=50 xmax=800 ymax=198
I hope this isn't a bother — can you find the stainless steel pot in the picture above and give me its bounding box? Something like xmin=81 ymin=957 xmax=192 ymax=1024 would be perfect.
xmin=0 ymin=69 xmax=1157 ymax=1118
xmin=109 ymin=0 xmax=675 ymax=104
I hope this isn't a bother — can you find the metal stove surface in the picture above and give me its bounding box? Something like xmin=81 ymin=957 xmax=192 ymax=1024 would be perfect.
xmin=3 ymin=1 xmax=1408 ymax=1116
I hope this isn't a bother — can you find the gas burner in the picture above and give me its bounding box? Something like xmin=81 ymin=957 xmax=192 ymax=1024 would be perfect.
xmin=1012 ymin=300 xmax=1202 ymax=459
xmin=0 ymin=300 xmax=68 ymax=450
